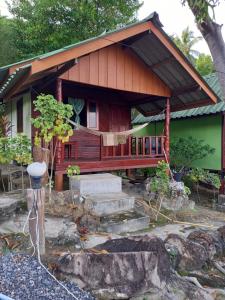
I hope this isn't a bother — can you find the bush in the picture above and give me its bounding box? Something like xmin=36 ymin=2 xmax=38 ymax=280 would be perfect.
xmin=170 ymin=136 xmax=215 ymax=172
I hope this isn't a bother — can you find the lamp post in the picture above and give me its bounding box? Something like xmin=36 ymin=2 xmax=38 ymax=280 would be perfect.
xmin=26 ymin=162 xmax=47 ymax=256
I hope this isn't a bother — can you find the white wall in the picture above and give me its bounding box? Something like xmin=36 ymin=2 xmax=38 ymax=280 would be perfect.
xmin=4 ymin=92 xmax=32 ymax=138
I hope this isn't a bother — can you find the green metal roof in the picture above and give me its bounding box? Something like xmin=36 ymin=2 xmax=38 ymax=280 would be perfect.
xmin=133 ymin=73 xmax=224 ymax=124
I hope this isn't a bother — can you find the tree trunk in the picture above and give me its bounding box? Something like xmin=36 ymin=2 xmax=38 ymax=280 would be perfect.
xmin=187 ymin=1 xmax=225 ymax=100
xmin=198 ymin=20 xmax=225 ymax=100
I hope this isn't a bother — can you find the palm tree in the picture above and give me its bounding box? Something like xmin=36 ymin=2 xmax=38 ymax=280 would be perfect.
xmin=172 ymin=27 xmax=202 ymax=64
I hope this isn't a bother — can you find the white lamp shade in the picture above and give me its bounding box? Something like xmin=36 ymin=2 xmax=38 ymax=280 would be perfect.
xmin=27 ymin=162 xmax=47 ymax=177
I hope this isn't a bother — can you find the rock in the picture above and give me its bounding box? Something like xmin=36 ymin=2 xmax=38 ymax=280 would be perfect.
xmin=189 ymin=271 xmax=225 ymax=289
xmin=161 ymin=181 xmax=195 ymax=211
xmin=131 ymin=273 xmax=214 ymax=300
xmin=165 ymin=234 xmax=208 ymax=272
xmin=187 ymin=230 xmax=218 ymax=259
xmin=0 ymin=196 xmax=23 ymax=222
xmin=59 ymin=235 xmax=171 ymax=299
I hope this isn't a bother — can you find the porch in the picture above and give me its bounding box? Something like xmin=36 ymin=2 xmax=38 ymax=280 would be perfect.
xmin=52 ymin=76 xmax=170 ymax=190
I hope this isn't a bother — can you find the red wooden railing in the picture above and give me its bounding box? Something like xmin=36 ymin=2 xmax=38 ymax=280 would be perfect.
xmin=100 ymin=136 xmax=165 ymax=159
xmin=60 ymin=135 xmax=165 ymax=161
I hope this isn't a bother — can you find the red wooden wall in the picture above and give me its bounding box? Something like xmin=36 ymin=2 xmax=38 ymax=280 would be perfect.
xmin=60 ymin=44 xmax=171 ymax=97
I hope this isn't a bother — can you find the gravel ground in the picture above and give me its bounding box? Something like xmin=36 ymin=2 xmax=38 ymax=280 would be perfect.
xmin=0 ymin=254 xmax=95 ymax=300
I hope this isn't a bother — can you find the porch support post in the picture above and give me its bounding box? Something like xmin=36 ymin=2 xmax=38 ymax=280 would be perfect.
xmin=164 ymin=98 xmax=170 ymax=162
xmin=55 ymin=172 xmax=64 ymax=192
xmin=55 ymin=78 xmax=63 ymax=166
xmin=55 ymin=78 xmax=63 ymax=191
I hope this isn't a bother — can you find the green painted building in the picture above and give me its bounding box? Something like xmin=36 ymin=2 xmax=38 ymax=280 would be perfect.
xmin=133 ymin=73 xmax=225 ymax=171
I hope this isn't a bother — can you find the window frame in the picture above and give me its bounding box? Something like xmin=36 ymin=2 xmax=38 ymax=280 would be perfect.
xmin=87 ymin=100 xmax=99 ymax=130
xmin=17 ymin=98 xmax=23 ymax=133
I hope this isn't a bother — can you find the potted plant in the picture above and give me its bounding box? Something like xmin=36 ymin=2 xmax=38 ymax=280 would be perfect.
xmin=170 ymin=136 xmax=215 ymax=182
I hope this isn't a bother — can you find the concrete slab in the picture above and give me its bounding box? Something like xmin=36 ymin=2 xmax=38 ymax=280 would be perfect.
xmin=70 ymin=173 xmax=122 ymax=194
xmin=83 ymin=233 xmax=121 ymax=249
xmin=0 ymin=214 xmax=78 ymax=243
xmin=99 ymin=211 xmax=150 ymax=234
xmin=85 ymin=192 xmax=135 ymax=216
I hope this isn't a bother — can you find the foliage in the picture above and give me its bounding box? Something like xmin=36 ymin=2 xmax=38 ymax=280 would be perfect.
xmin=203 ymin=171 xmax=221 ymax=189
xmin=0 ymin=137 xmax=14 ymax=164
xmin=32 ymin=94 xmax=74 ymax=195
xmin=31 ymin=94 xmax=74 ymax=144
xmin=0 ymin=16 xmax=19 ymax=66
xmin=66 ymin=165 xmax=80 ymax=177
xmin=150 ymin=161 xmax=170 ymax=196
xmin=144 ymin=167 xmax=157 ymax=177
xmin=195 ymin=53 xmax=215 ymax=76
xmin=184 ymin=185 xmax=191 ymax=196
xmin=172 ymin=26 xmax=202 ymax=63
xmin=0 ymin=104 xmax=12 ymax=137
xmin=181 ymin=0 xmax=220 ymax=23
xmin=7 ymin=0 xmax=142 ymax=61
xmin=170 ymin=136 xmax=215 ymax=172
xmin=11 ymin=134 xmax=32 ymax=166
xmin=187 ymin=167 xmax=221 ymax=189
xmin=0 ymin=133 xmax=32 ymax=165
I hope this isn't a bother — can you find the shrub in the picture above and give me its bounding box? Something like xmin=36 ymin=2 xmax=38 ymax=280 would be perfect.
xmin=170 ymin=136 xmax=215 ymax=172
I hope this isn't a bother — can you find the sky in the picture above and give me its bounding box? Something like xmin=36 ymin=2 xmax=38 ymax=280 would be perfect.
xmin=0 ymin=0 xmax=225 ymax=55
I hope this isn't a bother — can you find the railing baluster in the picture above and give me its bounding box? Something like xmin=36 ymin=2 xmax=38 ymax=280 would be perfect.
xmin=100 ymin=135 xmax=103 ymax=160
xmin=142 ymin=137 xmax=145 ymax=156
xmin=113 ymin=146 xmax=116 ymax=157
xmin=120 ymin=144 xmax=124 ymax=156
xmin=136 ymin=137 xmax=139 ymax=156
xmin=149 ymin=137 xmax=152 ymax=156
xmin=128 ymin=136 xmax=131 ymax=157
xmin=156 ymin=137 xmax=158 ymax=156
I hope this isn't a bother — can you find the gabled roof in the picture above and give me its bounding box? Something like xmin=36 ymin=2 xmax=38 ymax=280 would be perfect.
xmin=0 ymin=12 xmax=218 ymax=115
xmin=133 ymin=73 xmax=224 ymax=124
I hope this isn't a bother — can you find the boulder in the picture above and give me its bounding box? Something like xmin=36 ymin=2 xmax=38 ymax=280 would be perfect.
xmin=165 ymin=234 xmax=208 ymax=272
xmin=0 ymin=196 xmax=23 ymax=222
xmin=187 ymin=230 xmax=220 ymax=259
xmin=58 ymin=235 xmax=171 ymax=299
xmin=162 ymin=181 xmax=195 ymax=211
xmin=131 ymin=274 xmax=215 ymax=300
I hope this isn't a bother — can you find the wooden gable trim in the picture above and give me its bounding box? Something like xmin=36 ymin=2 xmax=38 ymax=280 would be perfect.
xmin=29 ymin=23 xmax=151 ymax=75
xmin=148 ymin=21 xmax=217 ymax=103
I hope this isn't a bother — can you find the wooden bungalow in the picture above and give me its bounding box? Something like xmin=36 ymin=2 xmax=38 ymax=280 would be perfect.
xmin=133 ymin=73 xmax=224 ymax=172
xmin=0 ymin=12 xmax=218 ymax=191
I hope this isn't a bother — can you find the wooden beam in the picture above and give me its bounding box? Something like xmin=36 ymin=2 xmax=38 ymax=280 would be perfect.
xmin=34 ymin=59 xmax=77 ymax=92
xmin=4 ymin=68 xmax=31 ymax=100
xmin=54 ymin=157 xmax=165 ymax=173
xmin=148 ymin=21 xmax=217 ymax=103
xmin=151 ymin=56 xmax=175 ymax=69
xmin=173 ymin=84 xmax=199 ymax=96
xmin=55 ymin=78 xmax=63 ymax=167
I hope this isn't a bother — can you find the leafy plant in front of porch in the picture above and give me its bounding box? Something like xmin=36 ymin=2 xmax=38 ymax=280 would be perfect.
xmin=66 ymin=165 xmax=80 ymax=177
xmin=170 ymin=136 xmax=215 ymax=180
xmin=31 ymin=94 xmax=74 ymax=199
xmin=11 ymin=134 xmax=32 ymax=192
xmin=149 ymin=160 xmax=170 ymax=221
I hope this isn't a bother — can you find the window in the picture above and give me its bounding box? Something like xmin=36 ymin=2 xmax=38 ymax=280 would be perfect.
xmin=87 ymin=101 xmax=99 ymax=129
xmin=17 ymin=98 xmax=23 ymax=133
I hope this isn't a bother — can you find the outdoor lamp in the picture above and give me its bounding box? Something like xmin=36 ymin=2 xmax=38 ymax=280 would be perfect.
xmin=27 ymin=162 xmax=47 ymax=189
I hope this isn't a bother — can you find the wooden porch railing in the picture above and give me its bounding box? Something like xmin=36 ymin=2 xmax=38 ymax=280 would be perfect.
xmin=60 ymin=135 xmax=165 ymax=162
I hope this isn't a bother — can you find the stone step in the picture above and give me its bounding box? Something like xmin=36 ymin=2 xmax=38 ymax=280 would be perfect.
xmin=85 ymin=192 xmax=135 ymax=216
xmin=70 ymin=173 xmax=122 ymax=194
xmin=0 ymin=194 xmax=24 ymax=223
xmin=98 ymin=210 xmax=150 ymax=234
